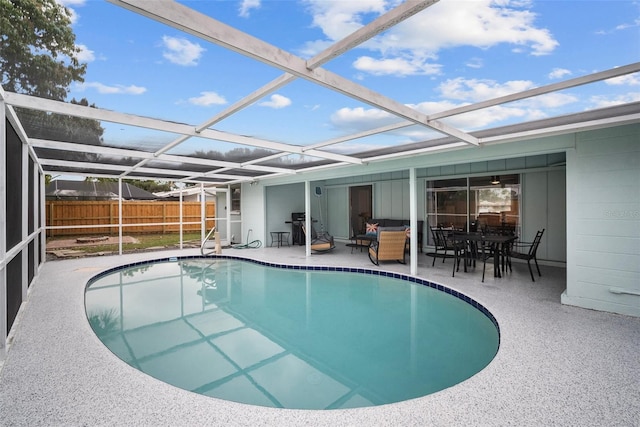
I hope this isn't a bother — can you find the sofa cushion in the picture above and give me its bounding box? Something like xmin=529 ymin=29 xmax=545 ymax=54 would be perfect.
xmin=385 ymin=219 xmax=404 ymax=227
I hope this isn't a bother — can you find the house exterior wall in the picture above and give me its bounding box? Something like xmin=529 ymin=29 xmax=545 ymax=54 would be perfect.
xmin=243 ymin=124 xmax=639 ymax=316
xmin=325 ymin=186 xmax=349 ymax=238
xmin=242 ymin=181 xmax=266 ymax=245
xmin=521 ymin=170 xmax=566 ymax=262
xmin=265 ymin=183 xmax=304 ymax=244
xmin=562 ymin=124 xmax=640 ymax=316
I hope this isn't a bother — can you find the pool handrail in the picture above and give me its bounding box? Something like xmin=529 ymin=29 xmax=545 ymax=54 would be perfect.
xmin=201 ymin=225 xmax=217 ymax=256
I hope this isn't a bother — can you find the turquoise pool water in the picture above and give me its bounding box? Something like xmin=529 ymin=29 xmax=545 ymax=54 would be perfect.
xmin=85 ymin=256 xmax=499 ymax=410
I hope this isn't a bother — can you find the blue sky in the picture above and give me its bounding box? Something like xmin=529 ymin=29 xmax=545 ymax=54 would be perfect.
xmin=60 ymin=0 xmax=640 ymax=156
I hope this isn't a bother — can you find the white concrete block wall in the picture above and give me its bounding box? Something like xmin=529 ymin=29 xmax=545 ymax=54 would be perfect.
xmin=562 ymin=124 xmax=640 ymax=316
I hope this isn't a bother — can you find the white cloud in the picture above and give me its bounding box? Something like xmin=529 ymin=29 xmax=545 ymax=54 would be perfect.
xmin=56 ymin=0 xmax=84 ymax=23
xmin=447 ymin=105 xmax=533 ymax=129
xmin=330 ymin=106 xmax=399 ymax=132
xmin=410 ymin=100 xmax=533 ymax=131
xmin=77 ymin=82 xmax=146 ymax=95
xmin=258 ymin=94 xmax=292 ymax=109
xmin=57 ymin=0 xmax=85 ymax=5
xmin=438 ymin=77 xmax=535 ymax=102
xmin=75 ymin=44 xmax=95 ymax=63
xmin=329 ymin=102 xmax=532 ymax=138
xmin=239 ymin=0 xmax=261 ymax=18
xmin=328 ymin=89 xmax=572 ymax=137
xmin=432 ymin=77 xmax=577 ymax=126
xmin=188 ymin=91 xmax=227 ymax=106
xmin=298 ymin=39 xmax=334 ymax=58
xmin=161 ymin=36 xmax=205 ymax=66
xmin=299 ymin=0 xmax=387 ymax=57
xmin=589 ymin=92 xmax=640 ymax=108
xmin=465 ymin=57 xmax=484 ymax=69
xmin=519 ymin=92 xmax=578 ymax=109
xmin=304 ymin=0 xmax=558 ymax=77
xmin=306 ymin=0 xmax=387 ymax=41
xmin=380 ymin=1 xmax=558 ymax=56
xmin=596 ymin=17 xmax=640 ymax=35
xmin=353 ymin=56 xmax=441 ymax=77
xmin=605 ymin=72 xmax=640 ymax=86
xmin=548 ymin=68 xmax=572 ymax=80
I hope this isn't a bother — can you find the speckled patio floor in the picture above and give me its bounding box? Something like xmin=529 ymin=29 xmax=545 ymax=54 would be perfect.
xmin=1 ymin=243 xmax=638 ymax=426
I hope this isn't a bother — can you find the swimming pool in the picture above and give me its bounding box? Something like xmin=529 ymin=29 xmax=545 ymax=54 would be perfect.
xmin=85 ymin=255 xmax=500 ymax=410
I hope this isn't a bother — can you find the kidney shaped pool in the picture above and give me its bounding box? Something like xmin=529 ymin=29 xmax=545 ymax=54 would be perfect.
xmin=85 ymin=255 xmax=499 ymax=410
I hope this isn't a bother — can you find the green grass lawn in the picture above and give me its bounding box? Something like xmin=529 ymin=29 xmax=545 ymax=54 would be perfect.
xmin=47 ymin=233 xmax=203 ymax=254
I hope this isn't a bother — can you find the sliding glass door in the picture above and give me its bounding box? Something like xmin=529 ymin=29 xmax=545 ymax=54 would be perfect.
xmin=426 ymin=178 xmax=468 ymax=231
xmin=426 ymin=175 xmax=520 ymax=244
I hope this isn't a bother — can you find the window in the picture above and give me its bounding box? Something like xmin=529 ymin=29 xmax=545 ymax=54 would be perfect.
xmin=426 ymin=178 xmax=468 ymax=231
xmin=231 ymin=185 xmax=241 ymax=212
xmin=426 ymin=174 xmax=520 ymax=244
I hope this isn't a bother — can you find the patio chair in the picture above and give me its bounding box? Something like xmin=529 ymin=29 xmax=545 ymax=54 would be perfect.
xmin=368 ymin=230 xmax=407 ymax=265
xmin=348 ymin=218 xmax=375 ymax=253
xmin=426 ymin=227 xmax=447 ymax=266
xmin=301 ymin=224 xmax=335 ymax=252
xmin=426 ymin=228 xmax=465 ymax=276
xmin=477 ymin=238 xmax=497 ymax=283
xmin=509 ymin=229 xmax=545 ymax=281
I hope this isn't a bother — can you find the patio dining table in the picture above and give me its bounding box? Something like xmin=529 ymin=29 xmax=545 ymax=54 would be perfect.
xmin=450 ymin=231 xmax=517 ymax=278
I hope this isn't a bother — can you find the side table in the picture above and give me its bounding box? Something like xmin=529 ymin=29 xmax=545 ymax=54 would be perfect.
xmin=270 ymin=231 xmax=290 ymax=248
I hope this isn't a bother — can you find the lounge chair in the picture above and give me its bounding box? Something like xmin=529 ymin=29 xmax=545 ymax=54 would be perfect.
xmin=301 ymin=225 xmax=335 ymax=252
xmin=368 ymin=230 xmax=407 ymax=265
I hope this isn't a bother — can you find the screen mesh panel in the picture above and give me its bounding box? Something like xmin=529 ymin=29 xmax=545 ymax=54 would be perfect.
xmin=6 ymin=119 xmax=22 ymax=248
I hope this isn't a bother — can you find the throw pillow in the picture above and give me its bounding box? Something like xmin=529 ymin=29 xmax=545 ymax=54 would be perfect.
xmin=365 ymin=222 xmax=379 ymax=236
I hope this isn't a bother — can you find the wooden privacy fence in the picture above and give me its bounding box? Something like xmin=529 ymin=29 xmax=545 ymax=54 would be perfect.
xmin=46 ymin=200 xmax=215 ymax=237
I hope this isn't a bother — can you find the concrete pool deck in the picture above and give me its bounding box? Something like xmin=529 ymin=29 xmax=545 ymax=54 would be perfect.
xmin=1 ymin=244 xmax=638 ymax=426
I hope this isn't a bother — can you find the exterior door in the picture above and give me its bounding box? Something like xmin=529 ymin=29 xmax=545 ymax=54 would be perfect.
xmin=349 ymin=185 xmax=372 ymax=237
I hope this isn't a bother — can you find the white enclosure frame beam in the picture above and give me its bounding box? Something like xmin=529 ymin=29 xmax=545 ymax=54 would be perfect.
xmin=118 ymin=179 xmax=123 ymax=255
xmin=39 ymin=171 xmax=46 ymax=266
xmin=0 ymin=90 xmax=7 ymax=359
xmin=409 ymin=168 xmax=418 ymax=276
xmin=29 ymin=139 xmax=295 ymax=175
xmin=304 ymin=61 xmax=640 ymax=151
xmin=225 ymin=187 xmax=231 ymax=244
xmin=179 ymin=188 xmax=184 ymax=249
xmin=21 ymin=133 xmax=28 ymax=302
xmin=170 ymin=0 xmax=440 ymax=169
xmin=32 ymin=159 xmax=39 ymax=277
xmin=4 ymin=92 xmax=362 ymax=165
xmin=110 ymin=0 xmax=478 ymax=146
xmin=305 ymin=181 xmax=311 ymax=257
xmin=200 ymin=184 xmax=206 ymax=244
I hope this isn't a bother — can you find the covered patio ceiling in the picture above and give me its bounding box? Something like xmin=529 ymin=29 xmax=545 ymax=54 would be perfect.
xmin=3 ymin=0 xmax=640 ymax=186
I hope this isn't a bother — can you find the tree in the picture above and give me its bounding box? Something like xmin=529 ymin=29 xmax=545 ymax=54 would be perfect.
xmin=0 ymin=0 xmax=86 ymax=100
xmin=18 ymin=97 xmax=104 ymax=145
xmin=126 ymin=179 xmax=175 ymax=193
xmin=1 ymin=1 xmax=105 ymax=165
xmin=86 ymin=177 xmax=176 ymax=193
